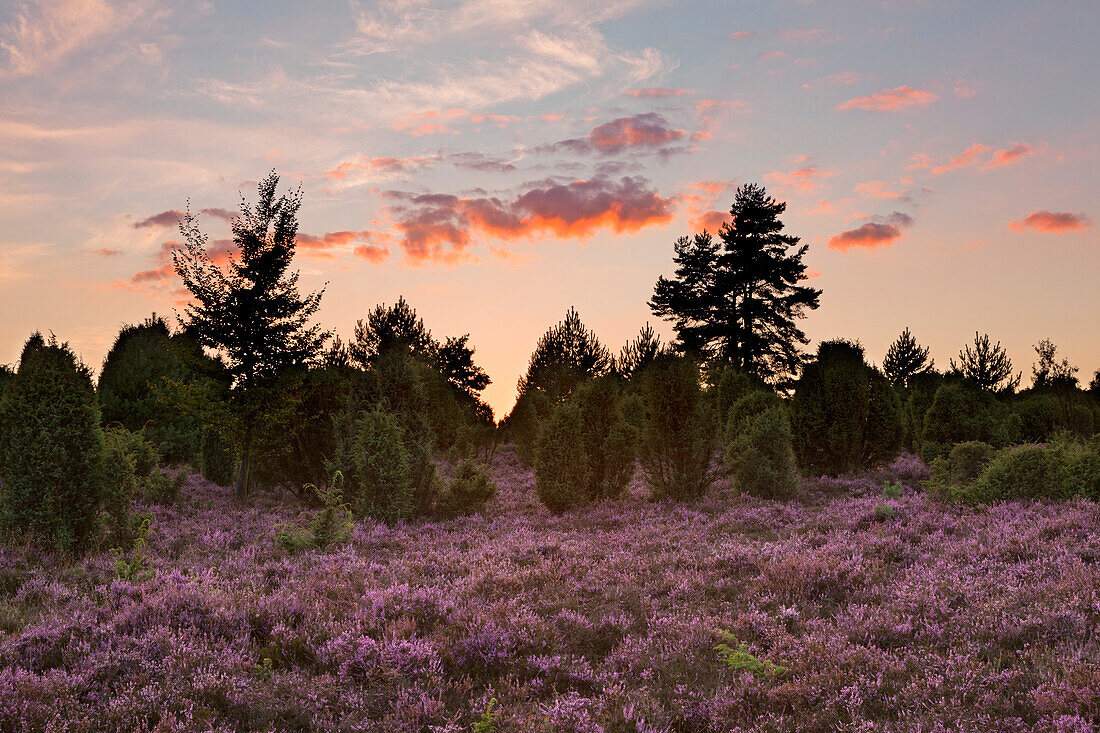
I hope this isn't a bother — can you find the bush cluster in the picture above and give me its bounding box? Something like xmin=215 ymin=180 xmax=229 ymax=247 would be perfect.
xmin=638 ymin=356 xmax=717 ymax=501
xmin=436 ymin=459 xmax=497 ymax=518
xmin=790 ymin=340 xmax=903 ymax=475
xmin=929 ymin=438 xmax=1100 ymax=505
xmin=723 ymin=393 xmax=799 ymax=499
xmin=0 ymin=335 xmax=107 ymax=552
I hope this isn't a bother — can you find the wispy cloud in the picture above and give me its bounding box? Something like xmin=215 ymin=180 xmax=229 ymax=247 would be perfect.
xmin=764 ymin=164 xmax=834 ymax=191
xmin=836 ymin=86 xmax=938 ymax=112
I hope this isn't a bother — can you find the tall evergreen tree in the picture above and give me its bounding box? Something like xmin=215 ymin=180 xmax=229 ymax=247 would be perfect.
xmin=949 ymin=332 xmax=1020 ymax=393
xmin=517 ymin=307 xmax=611 ymax=402
xmin=436 ymin=334 xmax=491 ymax=398
xmin=649 ymin=183 xmax=821 ymax=386
xmin=173 ymin=170 xmax=328 ymax=498
xmin=882 ymin=327 xmax=934 ymax=389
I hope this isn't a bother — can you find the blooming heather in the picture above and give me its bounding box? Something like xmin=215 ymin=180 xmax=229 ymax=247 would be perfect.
xmin=0 ymin=450 xmax=1098 ymax=730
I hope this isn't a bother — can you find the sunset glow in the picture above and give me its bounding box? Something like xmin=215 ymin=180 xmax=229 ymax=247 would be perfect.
xmin=1 ymin=0 xmax=1097 ymax=416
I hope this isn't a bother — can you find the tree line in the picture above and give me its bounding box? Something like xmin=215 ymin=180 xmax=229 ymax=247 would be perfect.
xmin=0 ymin=172 xmax=1098 ymax=552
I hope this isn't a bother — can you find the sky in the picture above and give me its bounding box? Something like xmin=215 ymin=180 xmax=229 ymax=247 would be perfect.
xmin=1 ymin=0 xmax=1097 ymax=417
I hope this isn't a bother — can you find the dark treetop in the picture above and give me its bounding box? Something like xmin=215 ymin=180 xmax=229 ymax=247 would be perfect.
xmin=650 ymin=183 xmax=821 ymax=386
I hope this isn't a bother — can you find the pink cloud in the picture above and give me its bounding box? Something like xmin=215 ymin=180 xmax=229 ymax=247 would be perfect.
xmin=836 ymin=86 xmax=939 ymax=112
xmin=387 ymin=176 xmax=676 ymax=263
xmin=133 ymin=207 xmax=236 ymax=229
xmin=931 ymin=143 xmax=991 ymax=174
xmin=828 ymin=212 xmax=913 ymax=251
xmin=981 ymin=142 xmax=1041 ymax=169
xmin=295 ymin=230 xmax=391 ymax=260
xmin=588 ymin=113 xmax=686 ymax=153
xmin=854 ymin=180 xmax=908 ymax=199
xmin=764 ymin=165 xmax=834 ymax=191
xmin=323 ymin=155 xmax=435 ymax=180
xmin=1009 ymin=211 xmax=1093 ymax=233
xmin=624 ymin=88 xmax=689 ymax=98
xmin=802 ymin=71 xmax=862 ymax=90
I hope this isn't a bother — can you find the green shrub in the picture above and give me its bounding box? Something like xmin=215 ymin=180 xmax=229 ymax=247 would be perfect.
xmin=723 ymin=402 xmax=799 ymax=499
xmin=904 ymin=370 xmax=944 ymax=451
xmin=145 ymin=469 xmax=186 ymax=505
xmin=100 ymin=427 xmax=159 ymax=543
xmin=924 ymin=441 xmax=996 ymax=500
xmin=534 ymin=404 xmax=590 ymax=513
xmin=920 ymin=383 xmax=1008 ymax=462
xmin=946 ymin=440 xmax=1100 ymax=505
xmin=334 ymin=409 xmax=412 ymax=523
xmin=638 ymin=356 xmax=716 ymax=500
xmin=574 ymin=377 xmax=637 ymax=501
xmin=277 ymin=472 xmax=355 ymax=551
xmin=112 ymin=515 xmax=153 ymax=582
xmin=713 ymin=367 xmax=770 ymax=431
xmin=715 ymin=631 xmax=788 ymax=678
xmin=790 ymin=340 xmax=903 ymax=474
xmin=0 ymin=334 xmax=106 ymax=552
xmin=505 ymin=389 xmax=551 ymax=467
xmin=882 ymin=481 xmax=902 ymax=498
xmin=619 ymin=392 xmax=646 ymax=434
xmin=97 ymin=317 xmax=204 ymax=464
xmin=200 ymin=427 xmax=237 ymax=486
xmin=437 ymin=459 xmax=497 ymax=518
xmin=1012 ymin=395 xmax=1061 ymax=443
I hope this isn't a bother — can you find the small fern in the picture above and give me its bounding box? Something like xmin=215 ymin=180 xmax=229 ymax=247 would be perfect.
xmin=277 ymin=471 xmax=354 ymax=552
xmin=715 ymin=631 xmax=788 ymax=679
xmin=472 ymin=698 xmax=499 ymax=733
xmin=112 ymin=515 xmax=154 ymax=582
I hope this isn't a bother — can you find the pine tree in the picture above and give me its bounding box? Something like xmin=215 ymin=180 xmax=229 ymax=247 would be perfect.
xmin=650 ymin=183 xmax=821 ymax=386
xmin=349 ymin=296 xmax=436 ymax=368
xmin=614 ymin=323 xmax=666 ymax=379
xmin=173 ymin=170 xmax=328 ymax=499
xmin=949 ymin=332 xmax=1020 ymax=393
xmin=517 ymin=307 xmax=611 ymax=402
xmin=882 ymin=327 xmax=934 ymax=389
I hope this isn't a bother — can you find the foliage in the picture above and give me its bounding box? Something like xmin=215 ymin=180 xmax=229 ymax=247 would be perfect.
xmin=0 ymin=333 xmax=106 ymax=552
xmin=919 ymin=383 xmax=1008 ymax=463
xmin=200 ymin=426 xmax=237 ymax=487
xmin=436 ymin=460 xmax=497 ymax=518
xmin=436 ymin=334 xmax=492 ymax=399
xmin=638 ymin=356 xmax=717 ymax=500
xmin=712 ymin=366 xmax=770 ymax=431
xmin=714 ymin=631 xmax=788 ymax=679
xmin=946 ymin=440 xmax=1100 ymax=505
xmin=502 ymin=388 xmax=551 ymax=468
xmin=882 ymin=327 xmax=934 ymax=389
xmin=173 ymin=170 xmax=329 ymax=498
xmin=723 ymin=399 xmax=799 ymax=499
xmin=614 ymin=323 xmax=667 ymax=379
xmin=649 ymin=183 xmax=821 ymax=387
xmin=112 ymin=515 xmax=153 ymax=582
xmin=882 ymin=480 xmax=902 ymax=498
xmin=97 ymin=316 xmax=205 ymax=464
xmin=248 ymin=365 xmax=349 ymax=494
xmin=1031 ymin=337 xmax=1079 ymax=390
xmin=925 ymin=441 xmax=997 ymax=500
xmin=790 ymin=340 xmax=903 ymax=474
xmin=950 ymin=332 xmax=1021 ymax=393
xmin=333 ymin=409 xmax=412 ymax=523
xmin=277 ymin=472 xmax=354 ymax=551
xmin=145 ymin=469 xmax=186 ymax=505
xmin=516 ymin=307 xmax=612 ymax=403
xmin=534 ymin=404 xmax=590 ymax=513
xmin=349 ymin=296 xmax=436 ymax=368
xmin=574 ymin=377 xmax=638 ymax=501
xmin=472 ymin=698 xmax=499 ymax=733
xmin=100 ymin=427 xmax=159 ymax=543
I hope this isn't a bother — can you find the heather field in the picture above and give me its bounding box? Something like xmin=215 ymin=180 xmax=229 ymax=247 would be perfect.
xmin=1 ymin=450 xmax=1098 ymax=733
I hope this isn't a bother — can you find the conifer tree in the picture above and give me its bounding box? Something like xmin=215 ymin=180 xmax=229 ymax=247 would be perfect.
xmin=949 ymin=332 xmax=1020 ymax=393
xmin=650 ymin=183 xmax=820 ymax=386
xmin=517 ymin=307 xmax=611 ymax=402
xmin=173 ymin=170 xmax=328 ymax=498
xmin=882 ymin=327 xmax=934 ymax=389
xmin=614 ymin=323 xmax=666 ymax=379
